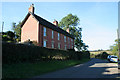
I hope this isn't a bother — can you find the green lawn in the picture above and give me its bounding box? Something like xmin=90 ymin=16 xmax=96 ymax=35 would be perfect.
xmin=2 ymin=59 xmax=90 ymax=78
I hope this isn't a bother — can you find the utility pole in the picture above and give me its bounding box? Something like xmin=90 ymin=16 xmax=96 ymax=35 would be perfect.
xmin=118 ymin=2 xmax=120 ymax=69
xmin=118 ymin=28 xmax=120 ymax=69
xmin=2 ymin=22 xmax=4 ymax=33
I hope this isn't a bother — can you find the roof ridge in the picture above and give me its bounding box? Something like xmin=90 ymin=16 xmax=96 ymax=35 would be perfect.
xmin=34 ymin=14 xmax=74 ymax=39
xmin=21 ymin=13 xmax=74 ymax=39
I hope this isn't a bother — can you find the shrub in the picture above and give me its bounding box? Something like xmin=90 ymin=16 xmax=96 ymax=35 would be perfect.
xmin=95 ymin=52 xmax=109 ymax=59
xmin=32 ymin=41 xmax=39 ymax=46
xmin=2 ymin=42 xmax=90 ymax=64
xmin=101 ymin=52 xmax=109 ymax=59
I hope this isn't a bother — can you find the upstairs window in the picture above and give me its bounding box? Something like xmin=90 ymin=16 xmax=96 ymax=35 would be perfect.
xmin=58 ymin=33 xmax=60 ymax=40
xmin=52 ymin=30 xmax=54 ymax=39
xmin=71 ymin=39 xmax=74 ymax=48
xmin=71 ymin=39 xmax=73 ymax=42
xmin=68 ymin=37 xmax=70 ymax=43
xmin=64 ymin=36 xmax=66 ymax=42
xmin=68 ymin=37 xmax=70 ymax=49
xmin=71 ymin=39 xmax=73 ymax=45
xmin=44 ymin=27 xmax=46 ymax=36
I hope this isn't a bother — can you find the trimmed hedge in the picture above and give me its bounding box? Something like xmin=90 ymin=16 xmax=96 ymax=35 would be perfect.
xmin=2 ymin=42 xmax=90 ymax=64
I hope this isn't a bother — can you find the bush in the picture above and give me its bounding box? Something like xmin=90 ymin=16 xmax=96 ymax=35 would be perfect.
xmin=95 ymin=52 xmax=109 ymax=59
xmin=32 ymin=41 xmax=39 ymax=46
xmin=101 ymin=52 xmax=109 ymax=59
xmin=2 ymin=42 xmax=90 ymax=64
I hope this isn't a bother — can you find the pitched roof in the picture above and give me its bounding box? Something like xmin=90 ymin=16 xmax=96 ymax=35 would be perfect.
xmin=21 ymin=12 xmax=74 ymax=39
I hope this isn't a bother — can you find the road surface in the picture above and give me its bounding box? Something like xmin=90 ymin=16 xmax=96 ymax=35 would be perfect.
xmin=34 ymin=58 xmax=120 ymax=78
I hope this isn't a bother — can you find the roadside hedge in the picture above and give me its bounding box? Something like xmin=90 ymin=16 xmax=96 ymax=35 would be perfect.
xmin=2 ymin=42 xmax=90 ymax=64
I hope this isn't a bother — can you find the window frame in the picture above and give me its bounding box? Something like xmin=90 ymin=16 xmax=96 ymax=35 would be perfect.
xmin=58 ymin=43 xmax=60 ymax=49
xmin=64 ymin=36 xmax=66 ymax=42
xmin=52 ymin=30 xmax=54 ymax=39
xmin=51 ymin=41 xmax=54 ymax=48
xmin=43 ymin=27 xmax=47 ymax=36
xmin=43 ymin=40 xmax=47 ymax=47
xmin=64 ymin=44 xmax=67 ymax=50
xmin=58 ymin=33 xmax=60 ymax=40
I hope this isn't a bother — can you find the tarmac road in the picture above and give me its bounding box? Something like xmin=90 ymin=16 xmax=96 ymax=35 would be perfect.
xmin=33 ymin=58 xmax=120 ymax=78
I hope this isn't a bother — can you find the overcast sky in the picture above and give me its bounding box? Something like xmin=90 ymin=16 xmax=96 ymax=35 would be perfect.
xmin=1 ymin=2 xmax=118 ymax=50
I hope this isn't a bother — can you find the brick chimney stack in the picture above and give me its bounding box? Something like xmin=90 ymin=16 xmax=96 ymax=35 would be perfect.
xmin=66 ymin=28 xmax=69 ymax=33
xmin=53 ymin=20 xmax=58 ymax=26
xmin=28 ymin=4 xmax=34 ymax=14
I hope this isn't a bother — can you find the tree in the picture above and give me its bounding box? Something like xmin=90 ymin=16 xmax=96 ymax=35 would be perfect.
xmin=59 ymin=13 xmax=80 ymax=29
xmin=73 ymin=27 xmax=83 ymax=51
xmin=110 ymin=39 xmax=119 ymax=56
xmin=2 ymin=31 xmax=15 ymax=42
xmin=12 ymin=22 xmax=22 ymax=42
xmin=59 ymin=13 xmax=88 ymax=51
xmin=6 ymin=31 xmax=15 ymax=40
xmin=82 ymin=44 xmax=89 ymax=51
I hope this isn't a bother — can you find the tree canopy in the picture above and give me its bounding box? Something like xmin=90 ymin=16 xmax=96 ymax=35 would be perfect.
xmin=12 ymin=22 xmax=22 ymax=42
xmin=59 ymin=13 xmax=88 ymax=51
xmin=2 ymin=22 xmax=22 ymax=43
xmin=110 ymin=39 xmax=119 ymax=56
xmin=2 ymin=31 xmax=15 ymax=42
xmin=58 ymin=13 xmax=80 ymax=29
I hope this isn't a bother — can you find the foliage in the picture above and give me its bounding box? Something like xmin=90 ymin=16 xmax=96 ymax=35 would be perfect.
xmin=101 ymin=52 xmax=109 ymax=59
xmin=6 ymin=31 xmax=15 ymax=40
xmin=12 ymin=22 xmax=22 ymax=42
xmin=2 ymin=21 xmax=22 ymax=43
xmin=82 ymin=44 xmax=89 ymax=51
xmin=58 ymin=13 xmax=88 ymax=51
xmin=70 ymin=27 xmax=83 ymax=51
xmin=2 ymin=34 xmax=8 ymax=41
xmin=23 ymin=39 xmax=33 ymax=45
xmin=2 ymin=31 xmax=15 ymax=42
xmin=2 ymin=42 xmax=90 ymax=64
xmin=23 ymin=40 xmax=39 ymax=46
xmin=58 ymin=13 xmax=80 ymax=28
xmin=109 ymin=39 xmax=119 ymax=56
xmin=95 ymin=52 xmax=109 ymax=59
xmin=32 ymin=41 xmax=39 ymax=46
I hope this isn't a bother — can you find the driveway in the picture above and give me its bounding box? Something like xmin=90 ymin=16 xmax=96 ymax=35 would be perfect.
xmin=33 ymin=58 xmax=120 ymax=78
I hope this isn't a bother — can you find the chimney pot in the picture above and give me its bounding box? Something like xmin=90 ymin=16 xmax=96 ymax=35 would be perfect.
xmin=53 ymin=20 xmax=58 ymax=26
xmin=66 ymin=28 xmax=69 ymax=33
xmin=28 ymin=4 xmax=35 ymax=14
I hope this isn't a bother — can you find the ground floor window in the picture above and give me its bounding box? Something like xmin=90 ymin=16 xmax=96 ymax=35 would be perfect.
xmin=51 ymin=41 xmax=54 ymax=48
xmin=64 ymin=45 xmax=67 ymax=50
xmin=43 ymin=40 xmax=47 ymax=47
xmin=72 ymin=46 xmax=73 ymax=49
xmin=69 ymin=44 xmax=70 ymax=49
xmin=58 ymin=43 xmax=60 ymax=49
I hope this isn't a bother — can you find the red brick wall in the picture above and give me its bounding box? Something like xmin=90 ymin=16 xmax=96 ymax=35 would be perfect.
xmin=41 ymin=26 xmax=74 ymax=50
xmin=60 ymin=34 xmax=65 ymax=50
xmin=21 ymin=14 xmax=74 ymax=50
xmin=38 ymin=24 xmax=43 ymax=47
xmin=21 ymin=15 xmax=39 ymax=43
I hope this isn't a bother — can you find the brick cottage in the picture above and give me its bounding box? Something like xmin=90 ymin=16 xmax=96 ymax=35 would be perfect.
xmin=21 ymin=4 xmax=74 ymax=50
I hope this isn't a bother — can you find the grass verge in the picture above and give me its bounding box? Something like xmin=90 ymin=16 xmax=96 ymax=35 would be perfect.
xmin=3 ymin=59 xmax=90 ymax=78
